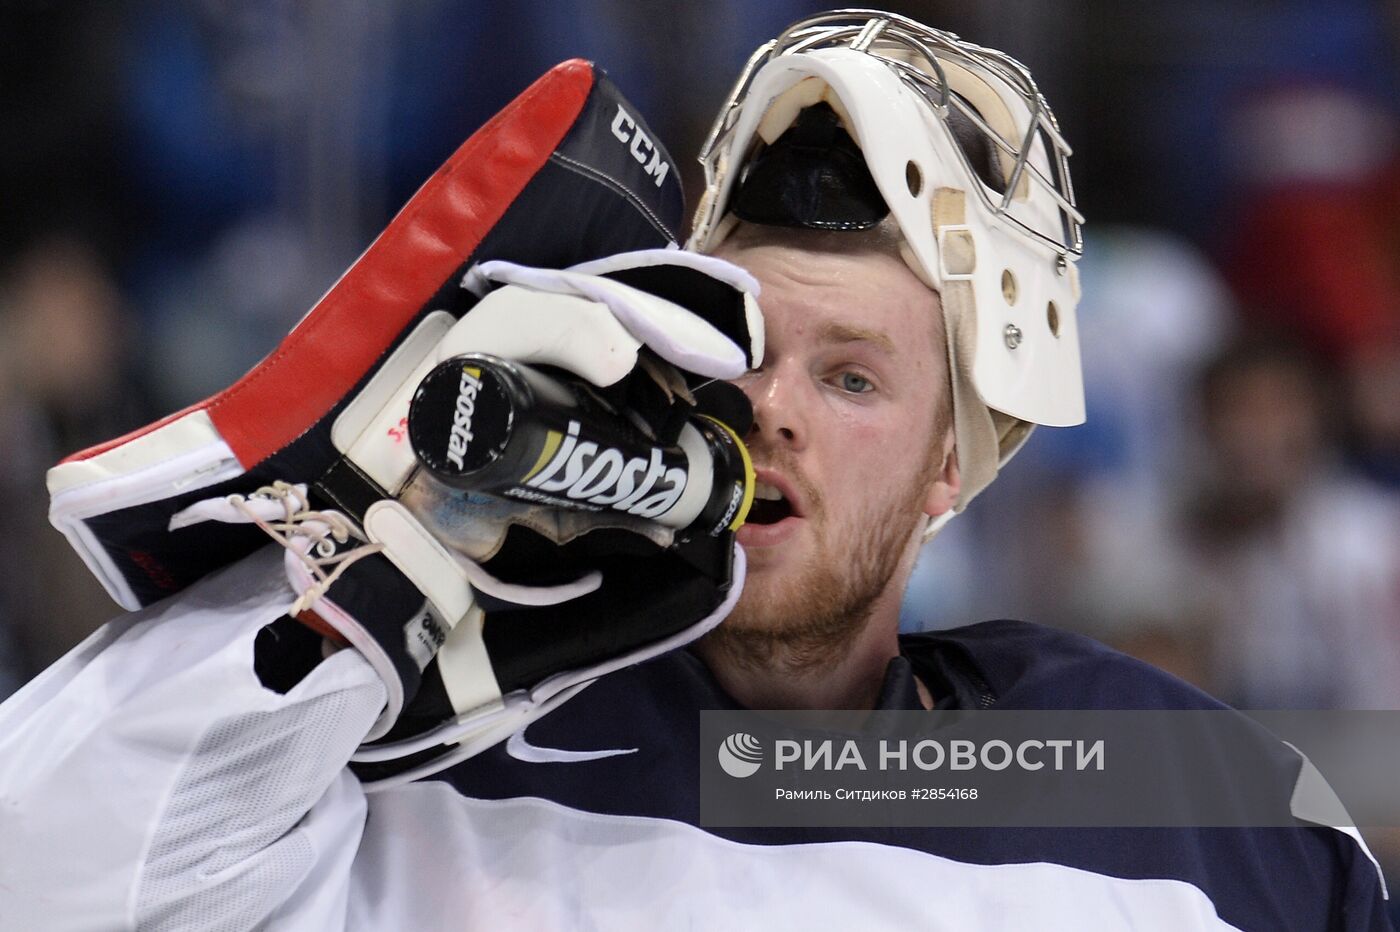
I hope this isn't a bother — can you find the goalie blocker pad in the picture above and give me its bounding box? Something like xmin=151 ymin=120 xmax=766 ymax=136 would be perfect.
xmin=48 ymin=60 xmax=685 ymax=611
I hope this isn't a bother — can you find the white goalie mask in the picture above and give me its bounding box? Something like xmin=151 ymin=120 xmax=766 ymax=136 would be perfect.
xmin=688 ymin=10 xmax=1086 ymax=530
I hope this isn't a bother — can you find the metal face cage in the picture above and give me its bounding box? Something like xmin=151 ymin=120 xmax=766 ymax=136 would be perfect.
xmin=698 ymin=9 xmax=1084 ymax=258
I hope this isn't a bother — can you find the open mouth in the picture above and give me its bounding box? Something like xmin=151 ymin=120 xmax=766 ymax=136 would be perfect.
xmin=745 ymin=477 xmax=797 ymax=525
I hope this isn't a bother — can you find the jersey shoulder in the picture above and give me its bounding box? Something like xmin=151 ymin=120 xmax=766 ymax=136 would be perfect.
xmin=903 ymin=619 xmax=1226 ymax=711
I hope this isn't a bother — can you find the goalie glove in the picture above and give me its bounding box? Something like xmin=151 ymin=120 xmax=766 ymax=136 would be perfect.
xmin=47 ymin=59 xmax=688 ymax=611
xmin=48 ymin=64 xmax=760 ymax=784
xmin=172 ymin=249 xmax=762 ymax=786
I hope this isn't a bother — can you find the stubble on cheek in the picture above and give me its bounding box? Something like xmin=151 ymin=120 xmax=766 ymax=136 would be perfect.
xmin=710 ymin=447 xmax=936 ymax=674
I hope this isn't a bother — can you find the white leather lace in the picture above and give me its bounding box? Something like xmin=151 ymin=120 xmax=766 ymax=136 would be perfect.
xmin=226 ymin=481 xmax=385 ymax=615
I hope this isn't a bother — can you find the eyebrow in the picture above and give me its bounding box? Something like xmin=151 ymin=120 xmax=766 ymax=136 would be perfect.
xmin=816 ymin=321 xmax=896 ymax=354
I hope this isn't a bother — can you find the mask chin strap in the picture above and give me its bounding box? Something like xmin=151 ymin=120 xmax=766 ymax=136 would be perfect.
xmin=917 ymin=186 xmax=1034 ymax=542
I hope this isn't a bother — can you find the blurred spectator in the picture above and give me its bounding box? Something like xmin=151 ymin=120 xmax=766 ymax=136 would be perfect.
xmin=1346 ymin=341 xmax=1400 ymax=487
xmin=1222 ymin=81 xmax=1400 ymax=491
xmin=1173 ymin=338 xmax=1400 ymax=708
xmin=0 ymin=238 xmax=154 ymax=683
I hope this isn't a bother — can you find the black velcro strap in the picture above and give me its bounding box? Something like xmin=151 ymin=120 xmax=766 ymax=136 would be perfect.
xmin=315 ymin=457 xmax=392 ymax=525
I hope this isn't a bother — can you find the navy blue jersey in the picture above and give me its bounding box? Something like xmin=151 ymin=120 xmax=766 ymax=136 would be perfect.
xmin=442 ymin=620 xmax=1392 ymax=931
xmin=1 ymin=553 xmax=1389 ymax=929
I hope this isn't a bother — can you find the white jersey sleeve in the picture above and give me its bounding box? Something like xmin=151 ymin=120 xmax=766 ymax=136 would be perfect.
xmin=0 ymin=546 xmax=386 ymax=931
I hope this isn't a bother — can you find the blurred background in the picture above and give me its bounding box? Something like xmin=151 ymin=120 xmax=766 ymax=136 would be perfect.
xmin=2 ymin=0 xmax=1399 ymax=880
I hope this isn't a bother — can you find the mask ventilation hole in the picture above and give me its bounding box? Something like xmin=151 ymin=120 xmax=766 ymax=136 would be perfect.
xmin=1047 ymin=301 xmax=1061 ymax=337
xmin=1001 ymin=269 xmax=1018 ymax=305
xmin=905 ymin=161 xmax=923 ymax=197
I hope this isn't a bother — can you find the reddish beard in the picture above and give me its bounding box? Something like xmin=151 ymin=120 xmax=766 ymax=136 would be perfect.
xmin=705 ymin=447 xmax=936 ymax=676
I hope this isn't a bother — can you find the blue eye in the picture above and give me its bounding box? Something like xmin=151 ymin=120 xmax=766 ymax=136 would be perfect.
xmin=839 ymin=372 xmax=873 ymax=394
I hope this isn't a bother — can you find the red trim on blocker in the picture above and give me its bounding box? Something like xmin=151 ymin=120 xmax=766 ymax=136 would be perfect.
xmin=62 ymin=60 xmax=597 ymax=468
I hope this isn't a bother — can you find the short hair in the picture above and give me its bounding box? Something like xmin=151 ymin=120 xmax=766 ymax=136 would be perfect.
xmin=714 ymin=215 xmax=907 ymax=265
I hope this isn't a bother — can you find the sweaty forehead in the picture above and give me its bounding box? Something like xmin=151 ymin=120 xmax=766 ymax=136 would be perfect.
xmin=711 ymin=235 xmax=945 ymax=354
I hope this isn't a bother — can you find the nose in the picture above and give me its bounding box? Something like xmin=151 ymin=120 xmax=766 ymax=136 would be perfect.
xmin=739 ymin=362 xmax=807 ymax=452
